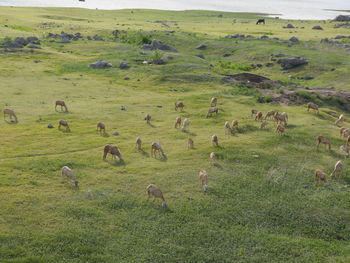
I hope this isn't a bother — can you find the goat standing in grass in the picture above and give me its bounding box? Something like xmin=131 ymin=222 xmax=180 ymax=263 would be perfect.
xmin=151 ymin=142 xmax=166 ymax=158
xmin=211 ymin=97 xmax=217 ymax=107
xmin=212 ymin=135 xmax=219 ymax=147
xmin=174 ymin=117 xmax=182 ymax=128
xmin=61 ymin=166 xmax=79 ymax=187
xmin=199 ymin=170 xmax=208 ymax=191
xmin=58 ymin=120 xmax=70 ymax=132
xmin=147 ymin=184 xmax=167 ymax=208
xmin=317 ymin=136 xmax=331 ymax=150
xmin=188 ymin=138 xmax=194 ymax=149
xmin=181 ymin=118 xmax=190 ymax=132
xmin=3 ymin=109 xmax=18 ymax=123
xmin=55 ymin=100 xmax=68 ymax=112
xmin=315 ymin=170 xmax=327 ymax=182
xmin=335 ymin=114 xmax=345 ymax=126
xmin=135 ymin=137 xmax=142 ymax=151
xmin=175 ymin=101 xmax=185 ymax=112
xmin=307 ymin=102 xmax=319 ymax=114
xmin=206 ymin=107 xmax=219 ymax=118
xmin=331 ymin=160 xmax=343 ymax=178
xmin=103 ymin=145 xmax=123 ymax=161
xmin=144 ymin=114 xmax=151 ymax=124
xmin=96 ymin=122 xmax=106 ymax=133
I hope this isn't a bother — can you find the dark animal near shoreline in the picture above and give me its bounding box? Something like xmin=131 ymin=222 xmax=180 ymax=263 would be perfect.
xmin=256 ymin=19 xmax=265 ymax=25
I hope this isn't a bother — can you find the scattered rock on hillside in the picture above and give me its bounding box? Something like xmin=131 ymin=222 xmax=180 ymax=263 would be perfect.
xmin=89 ymin=61 xmax=113 ymax=69
xmin=289 ymin=36 xmax=299 ymax=43
xmin=222 ymin=73 xmax=271 ymax=84
xmin=196 ymin=44 xmax=207 ymax=50
xmin=152 ymin=58 xmax=166 ymax=65
xmin=142 ymin=39 xmax=177 ymax=52
xmin=277 ymin=57 xmax=308 ymax=70
xmin=274 ymin=53 xmax=285 ymax=57
xmin=225 ymin=34 xmax=245 ymax=39
xmin=47 ymin=124 xmax=54 ymax=128
xmin=320 ymin=38 xmax=350 ymax=49
xmin=283 ymin=24 xmax=295 ymax=28
xmin=312 ymin=25 xmax=323 ymax=30
xmin=196 ymin=54 xmax=205 ymax=59
xmin=119 ymin=62 xmax=129 ymax=69
xmin=259 ymin=35 xmax=269 ymax=39
xmin=334 ymin=15 xmax=350 ymax=22
xmin=335 ymin=35 xmax=347 ymax=39
xmin=1 ymin=36 xmax=41 ymax=49
xmin=297 ymin=76 xmax=314 ymax=80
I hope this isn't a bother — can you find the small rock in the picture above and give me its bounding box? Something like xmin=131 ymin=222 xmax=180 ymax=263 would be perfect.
xmin=156 ymin=105 xmax=163 ymax=108
xmin=283 ymin=24 xmax=295 ymax=28
xmin=259 ymin=35 xmax=269 ymax=39
xmin=289 ymin=36 xmax=299 ymax=43
xmin=196 ymin=44 xmax=207 ymax=50
xmin=196 ymin=54 xmax=205 ymax=59
xmin=89 ymin=61 xmax=113 ymax=69
xmin=120 ymin=106 xmax=126 ymax=110
xmin=113 ymin=131 xmax=120 ymax=136
xmin=312 ymin=25 xmax=323 ymax=30
xmin=153 ymin=59 xmax=165 ymax=65
xmin=182 ymin=88 xmax=186 ymax=92
xmin=124 ymin=77 xmax=130 ymax=80
xmin=265 ymin=62 xmax=274 ymax=67
xmin=119 ymin=62 xmax=129 ymax=69
xmin=47 ymin=124 xmax=54 ymax=128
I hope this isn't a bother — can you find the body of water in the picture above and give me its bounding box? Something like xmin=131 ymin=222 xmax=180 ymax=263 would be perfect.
xmin=0 ymin=0 xmax=349 ymax=20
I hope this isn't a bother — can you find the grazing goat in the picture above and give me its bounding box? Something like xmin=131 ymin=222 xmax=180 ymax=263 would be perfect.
xmin=103 ymin=144 xmax=123 ymax=161
xmin=135 ymin=137 xmax=142 ymax=151
xmin=251 ymin=109 xmax=258 ymax=117
xmin=224 ymin=121 xmax=232 ymax=135
xmin=206 ymin=107 xmax=219 ymax=118
xmin=175 ymin=101 xmax=185 ymax=111
xmin=210 ymin=152 xmax=216 ymax=164
xmin=315 ymin=170 xmax=327 ymax=182
xmin=340 ymin=127 xmax=348 ymax=137
xmin=317 ymin=136 xmax=331 ymax=150
xmin=151 ymin=142 xmax=166 ymax=158
xmin=340 ymin=145 xmax=350 ymax=156
xmin=58 ymin=120 xmax=70 ymax=132
xmin=231 ymin=120 xmax=239 ymax=129
xmin=199 ymin=170 xmax=208 ymax=191
xmin=212 ymin=135 xmax=219 ymax=147
xmin=55 ymin=100 xmax=68 ymax=112
xmin=147 ymin=184 xmax=166 ymax=208
xmin=255 ymin=111 xmax=263 ymax=121
xmin=260 ymin=121 xmax=269 ymax=129
xmin=335 ymin=114 xmax=345 ymax=126
xmin=265 ymin=110 xmax=276 ymax=120
xmin=174 ymin=117 xmax=182 ymax=128
xmin=3 ymin=109 xmax=18 ymax=123
xmin=96 ymin=122 xmax=106 ymax=133
xmin=307 ymin=102 xmax=319 ymax=114
xmin=330 ymin=160 xmax=343 ymax=178
xmin=275 ymin=124 xmax=285 ymax=135
xmin=188 ymin=138 xmax=194 ymax=149
xmin=181 ymin=118 xmax=190 ymax=132
xmin=274 ymin=112 xmax=288 ymax=126
xmin=211 ymin=97 xmax=217 ymax=107
xmin=61 ymin=166 xmax=79 ymax=187
xmin=144 ymin=114 xmax=151 ymax=124
xmin=342 ymin=129 xmax=350 ymax=138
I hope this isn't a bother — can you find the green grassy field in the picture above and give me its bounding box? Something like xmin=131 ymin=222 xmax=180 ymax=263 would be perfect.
xmin=1 ymin=7 xmax=350 ymax=263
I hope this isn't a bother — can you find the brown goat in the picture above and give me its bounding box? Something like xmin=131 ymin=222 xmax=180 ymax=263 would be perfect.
xmin=224 ymin=121 xmax=232 ymax=135
xmin=251 ymin=109 xmax=258 ymax=117
xmin=210 ymin=152 xmax=216 ymax=164
xmin=307 ymin=102 xmax=319 ymax=114
xmin=135 ymin=137 xmax=142 ymax=151
xmin=175 ymin=101 xmax=185 ymax=111
xmin=199 ymin=170 xmax=208 ymax=191
xmin=212 ymin=135 xmax=219 ymax=147
xmin=147 ymin=184 xmax=167 ymax=208
xmin=275 ymin=124 xmax=285 ymax=135
xmin=211 ymin=97 xmax=217 ymax=107
xmin=144 ymin=114 xmax=151 ymax=124
xmin=3 ymin=108 xmax=18 ymax=123
xmin=315 ymin=170 xmax=327 ymax=182
xmin=55 ymin=100 xmax=68 ymax=112
xmin=96 ymin=122 xmax=106 ymax=133
xmin=181 ymin=118 xmax=190 ymax=132
xmin=274 ymin=112 xmax=288 ymax=126
xmin=188 ymin=138 xmax=194 ymax=149
xmin=174 ymin=117 xmax=182 ymax=128
xmin=317 ymin=136 xmax=331 ymax=150
xmin=151 ymin=142 xmax=166 ymax=158
xmin=255 ymin=111 xmax=263 ymax=121
xmin=58 ymin=120 xmax=70 ymax=132
xmin=260 ymin=121 xmax=269 ymax=129
xmin=265 ymin=110 xmax=276 ymax=120
xmin=103 ymin=144 xmax=123 ymax=161
xmin=340 ymin=145 xmax=350 ymax=156
xmin=206 ymin=107 xmax=219 ymax=118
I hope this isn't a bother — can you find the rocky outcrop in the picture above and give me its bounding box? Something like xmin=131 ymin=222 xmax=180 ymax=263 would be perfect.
xmin=277 ymin=57 xmax=308 ymax=70
xmin=142 ymin=40 xmax=177 ymax=52
xmin=89 ymin=61 xmax=113 ymax=69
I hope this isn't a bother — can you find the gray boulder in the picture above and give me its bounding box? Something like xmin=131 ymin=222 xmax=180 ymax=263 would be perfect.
xmin=119 ymin=62 xmax=129 ymax=69
xmin=225 ymin=34 xmax=245 ymax=39
xmin=259 ymin=35 xmax=269 ymax=39
xmin=334 ymin=15 xmax=350 ymax=22
xmin=89 ymin=61 xmax=113 ymax=69
xmin=283 ymin=24 xmax=295 ymax=28
xmin=289 ymin=36 xmax=299 ymax=43
xmin=312 ymin=25 xmax=323 ymax=30
xmin=277 ymin=57 xmax=308 ymax=70
xmin=196 ymin=54 xmax=205 ymax=59
xmin=196 ymin=44 xmax=207 ymax=49
xmin=142 ymin=39 xmax=177 ymax=52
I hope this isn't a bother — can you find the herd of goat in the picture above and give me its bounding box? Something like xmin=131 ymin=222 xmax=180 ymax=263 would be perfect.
xmin=3 ymin=98 xmax=348 ymax=208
